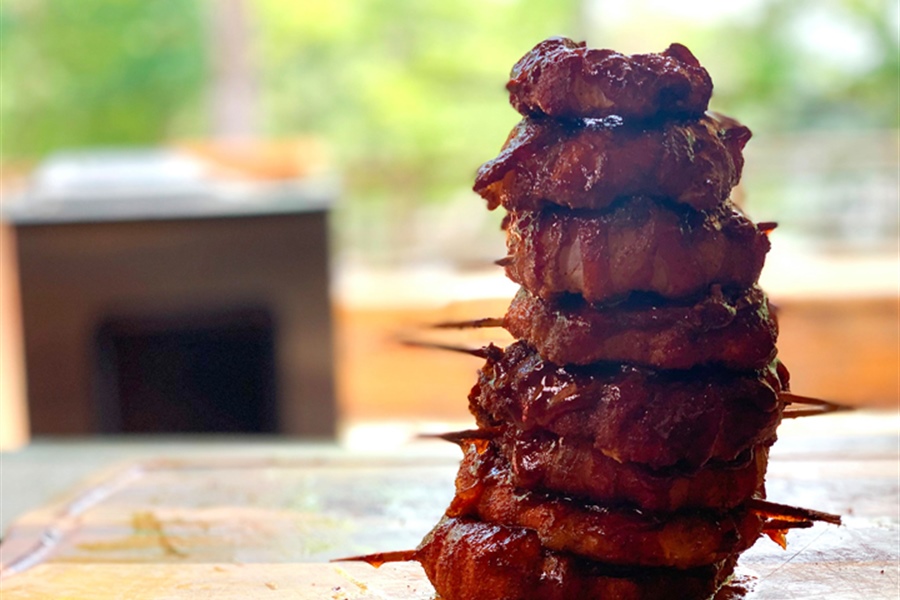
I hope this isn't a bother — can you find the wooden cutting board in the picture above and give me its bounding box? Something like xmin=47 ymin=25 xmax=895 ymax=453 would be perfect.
xmin=1 ymin=415 xmax=898 ymax=598
xmin=2 ymin=525 xmax=898 ymax=599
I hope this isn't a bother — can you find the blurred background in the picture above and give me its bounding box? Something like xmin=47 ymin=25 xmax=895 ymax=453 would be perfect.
xmin=1 ymin=0 xmax=897 ymax=450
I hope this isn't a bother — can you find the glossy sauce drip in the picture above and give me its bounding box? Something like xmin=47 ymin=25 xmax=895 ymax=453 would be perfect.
xmin=763 ymin=528 xmax=789 ymax=550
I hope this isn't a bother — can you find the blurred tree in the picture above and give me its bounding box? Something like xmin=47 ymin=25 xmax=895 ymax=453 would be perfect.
xmin=666 ymin=0 xmax=900 ymax=132
xmin=253 ymin=1 xmax=579 ymax=190
xmin=4 ymin=0 xmax=896 ymax=161
xmin=252 ymin=0 xmax=580 ymax=259
xmin=210 ymin=0 xmax=259 ymax=138
xmin=1 ymin=0 xmax=895 ymax=259
xmin=0 ymin=0 xmax=207 ymax=160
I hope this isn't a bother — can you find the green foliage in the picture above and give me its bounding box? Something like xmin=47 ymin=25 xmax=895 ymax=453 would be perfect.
xmin=2 ymin=0 xmax=896 ymax=216
xmin=253 ymin=0 xmax=580 ymax=205
xmin=695 ymin=0 xmax=900 ymax=131
xmin=0 ymin=0 xmax=207 ymax=160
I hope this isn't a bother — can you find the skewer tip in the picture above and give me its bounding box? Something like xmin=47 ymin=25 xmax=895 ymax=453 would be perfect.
xmin=418 ymin=428 xmax=501 ymax=449
xmin=397 ymin=339 xmax=498 ymax=359
xmin=780 ymin=392 xmax=853 ymax=418
xmin=749 ymin=498 xmax=842 ymax=526
xmin=331 ymin=549 xmax=418 ymax=567
xmin=431 ymin=317 xmax=505 ymax=330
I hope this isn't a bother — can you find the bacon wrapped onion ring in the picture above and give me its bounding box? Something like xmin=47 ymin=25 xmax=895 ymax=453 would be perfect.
xmin=507 ymin=37 xmax=713 ymax=121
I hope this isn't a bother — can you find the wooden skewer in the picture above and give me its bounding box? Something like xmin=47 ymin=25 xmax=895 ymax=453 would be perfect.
xmin=331 ymin=549 xmax=418 ymax=567
xmin=757 ymin=221 xmax=779 ymax=233
xmin=781 ymin=392 xmax=846 ymax=407
xmin=403 ymin=340 xmax=850 ymax=419
xmin=748 ymin=498 xmax=842 ymax=526
xmin=783 ymin=406 xmax=849 ymax=418
xmin=494 ymin=256 xmax=514 ymax=267
xmin=418 ymin=428 xmax=500 ymax=445
xmin=398 ymin=344 xmax=852 ymax=419
xmin=780 ymin=392 xmax=853 ymax=418
xmin=397 ymin=339 xmax=498 ymax=359
xmin=762 ymin=518 xmax=814 ymax=531
xmin=431 ymin=317 xmax=505 ymax=330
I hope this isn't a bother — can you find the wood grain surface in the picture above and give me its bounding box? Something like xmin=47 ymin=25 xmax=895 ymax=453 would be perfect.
xmin=1 ymin=413 xmax=898 ymax=599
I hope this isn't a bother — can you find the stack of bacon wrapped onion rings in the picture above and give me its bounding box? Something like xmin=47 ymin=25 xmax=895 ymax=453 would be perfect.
xmin=341 ymin=37 xmax=841 ymax=600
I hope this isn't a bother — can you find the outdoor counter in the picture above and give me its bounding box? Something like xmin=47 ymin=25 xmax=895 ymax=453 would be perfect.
xmin=1 ymin=411 xmax=898 ymax=598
